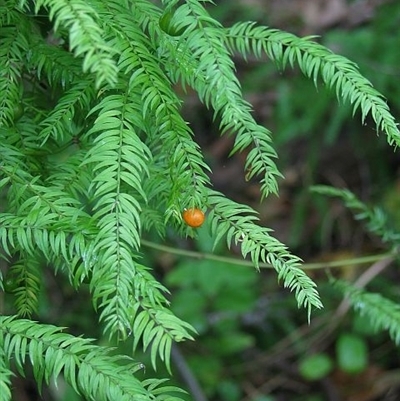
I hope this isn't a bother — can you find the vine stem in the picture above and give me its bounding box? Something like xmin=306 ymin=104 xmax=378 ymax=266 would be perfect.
xmin=140 ymin=239 xmax=393 ymax=270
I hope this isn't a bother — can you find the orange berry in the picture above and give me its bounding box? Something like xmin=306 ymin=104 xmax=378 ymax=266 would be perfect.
xmin=182 ymin=208 xmax=205 ymax=228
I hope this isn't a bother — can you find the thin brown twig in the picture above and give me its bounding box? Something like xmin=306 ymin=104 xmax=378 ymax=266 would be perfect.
xmin=309 ymin=256 xmax=394 ymax=350
xmin=335 ymin=256 xmax=394 ymax=318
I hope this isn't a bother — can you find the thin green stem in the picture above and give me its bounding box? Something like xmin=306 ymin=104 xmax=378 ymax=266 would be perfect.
xmin=140 ymin=239 xmax=394 ymax=270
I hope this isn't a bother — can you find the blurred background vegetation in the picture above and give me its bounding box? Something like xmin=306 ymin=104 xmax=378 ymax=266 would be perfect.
xmin=3 ymin=1 xmax=400 ymax=400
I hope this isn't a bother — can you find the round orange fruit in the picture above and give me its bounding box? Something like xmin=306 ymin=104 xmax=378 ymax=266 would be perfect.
xmin=182 ymin=208 xmax=205 ymax=228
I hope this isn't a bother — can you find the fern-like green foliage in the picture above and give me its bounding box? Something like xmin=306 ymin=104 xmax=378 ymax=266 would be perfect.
xmin=0 ymin=316 xmax=184 ymax=401
xmin=21 ymin=0 xmax=119 ymax=87
xmin=332 ymin=280 xmax=400 ymax=345
xmin=1 ymin=0 xmax=399 ymax=398
xmin=224 ymin=22 xmax=400 ymax=147
xmin=312 ymin=187 xmax=400 ymax=344
xmin=207 ymin=191 xmax=322 ymax=318
xmin=311 ymin=185 xmax=400 ymax=246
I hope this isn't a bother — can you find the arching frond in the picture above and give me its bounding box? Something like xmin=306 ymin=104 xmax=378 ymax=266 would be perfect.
xmin=0 ymin=316 xmax=186 ymax=401
xmin=225 ymin=22 xmax=400 ymax=147
xmin=159 ymin=4 xmax=281 ymax=199
xmin=82 ymin=90 xmax=151 ymax=337
xmin=333 ymin=279 xmax=400 ymax=345
xmin=207 ymin=191 xmax=323 ymax=320
xmin=312 ymin=185 xmax=400 ymax=246
xmin=20 ymin=0 xmax=118 ymax=88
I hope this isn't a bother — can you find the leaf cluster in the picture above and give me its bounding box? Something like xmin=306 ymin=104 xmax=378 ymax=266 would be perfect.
xmin=312 ymin=185 xmax=400 ymax=246
xmin=313 ymin=186 xmax=400 ymax=345
xmin=1 ymin=0 xmax=399 ymax=399
xmin=225 ymin=22 xmax=400 ymax=147
xmin=332 ymin=280 xmax=400 ymax=345
xmin=0 ymin=316 xmax=184 ymax=401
